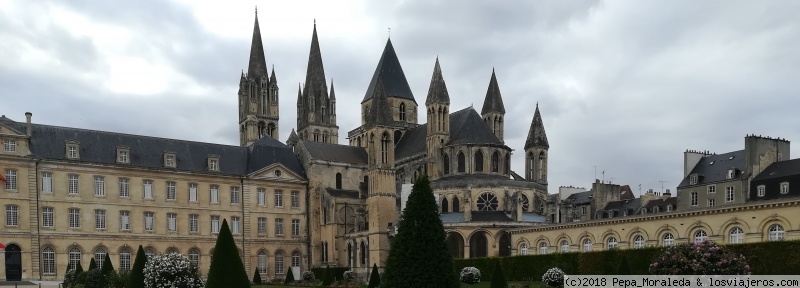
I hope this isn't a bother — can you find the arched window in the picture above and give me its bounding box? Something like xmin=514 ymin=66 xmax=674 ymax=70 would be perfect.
xmin=119 ymin=248 xmax=131 ymax=271
xmin=441 ymin=197 xmax=449 ymax=213
xmin=443 ymin=154 xmax=450 ymax=175
xmin=145 ymin=248 xmax=154 ymax=259
xmin=477 ymin=193 xmax=498 ymax=211
xmin=381 ymin=133 xmax=389 ymax=164
xmin=491 ymin=151 xmax=500 ymax=173
xmin=292 ymin=251 xmax=301 ymax=268
xmin=527 ymin=152 xmax=534 ymax=179
xmin=94 ymin=248 xmax=107 ymax=269
xmin=457 ymin=151 xmax=465 ymax=173
xmin=323 ymin=130 xmax=329 ymax=143
xmin=399 ymin=103 xmax=406 ymax=121
xmin=452 ymin=197 xmax=460 ymax=213
xmin=560 ymin=240 xmax=570 ymax=253
xmin=505 ymin=153 xmax=511 ymax=174
xmin=42 ymin=247 xmax=55 ymax=275
xmin=539 ymin=242 xmax=548 ymax=255
xmin=69 ymin=247 xmax=81 ymax=270
xmin=267 ymin=123 xmax=276 ymax=138
xmin=474 ymin=150 xmax=484 ymax=172
xmin=607 ymin=237 xmax=618 ymax=249
xmin=189 ymin=249 xmax=200 ymax=268
xmin=520 ymin=194 xmax=530 ymax=212
xmin=633 ymin=235 xmax=645 ymax=249
xmin=347 ymin=243 xmax=353 ymax=267
xmin=258 ymin=122 xmax=266 ymax=137
xmin=769 ymin=224 xmax=784 ymax=241
xmin=729 ymin=227 xmax=744 ymax=244
xmin=335 ymin=173 xmax=342 ymax=189
xmin=538 ymin=152 xmax=546 ymax=180
xmin=275 ymin=252 xmax=284 ymax=275
xmin=360 ymin=241 xmax=367 ymax=266
xmin=694 ymin=230 xmax=708 ymax=243
xmin=583 ymin=239 xmax=592 ymax=252
xmin=663 ymin=233 xmax=675 ymax=246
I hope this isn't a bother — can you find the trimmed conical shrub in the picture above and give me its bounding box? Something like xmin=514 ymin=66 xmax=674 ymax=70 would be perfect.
xmin=253 ymin=268 xmax=262 ymax=284
xmin=283 ymin=267 xmax=295 ymax=284
xmin=75 ymin=261 xmax=84 ymax=274
xmin=101 ymin=253 xmax=115 ymax=276
xmin=321 ymin=265 xmax=333 ymax=286
xmin=88 ymin=257 xmax=97 ymax=271
xmin=206 ymin=219 xmax=250 ymax=288
xmin=368 ymin=263 xmax=381 ymax=288
xmin=128 ymin=245 xmax=147 ymax=288
xmin=382 ymin=175 xmax=459 ymax=288
xmin=489 ymin=260 xmax=508 ymax=288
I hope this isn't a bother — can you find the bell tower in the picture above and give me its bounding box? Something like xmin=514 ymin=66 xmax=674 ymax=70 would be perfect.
xmin=425 ymin=58 xmax=450 ymax=181
xmin=239 ymin=9 xmax=279 ymax=146
xmin=524 ymin=104 xmax=549 ymax=185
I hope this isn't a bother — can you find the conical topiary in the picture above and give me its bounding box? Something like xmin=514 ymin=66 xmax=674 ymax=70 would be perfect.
xmin=75 ymin=261 xmax=84 ymax=274
xmin=88 ymin=257 xmax=97 ymax=271
xmin=489 ymin=261 xmax=508 ymax=288
xmin=283 ymin=267 xmax=295 ymax=284
xmin=618 ymin=256 xmax=631 ymax=275
xmin=206 ymin=219 xmax=250 ymax=288
xmin=321 ymin=265 xmax=333 ymax=286
xmin=128 ymin=245 xmax=147 ymax=288
xmin=368 ymin=263 xmax=381 ymax=288
xmin=253 ymin=268 xmax=262 ymax=284
xmin=101 ymin=253 xmax=115 ymax=276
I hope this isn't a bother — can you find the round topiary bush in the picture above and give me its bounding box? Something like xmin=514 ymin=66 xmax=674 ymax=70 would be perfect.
xmin=343 ymin=270 xmax=355 ymax=283
xmin=542 ymin=267 xmax=565 ymax=288
xmin=143 ymin=253 xmax=204 ymax=288
xmin=459 ymin=267 xmax=481 ymax=285
xmin=302 ymin=270 xmax=315 ymax=282
xmin=650 ymin=240 xmax=750 ymax=275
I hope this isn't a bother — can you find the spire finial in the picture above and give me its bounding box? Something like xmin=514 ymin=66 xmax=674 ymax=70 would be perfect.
xmin=314 ymin=18 xmax=316 ymax=26
xmin=388 ymin=27 xmax=391 ymax=39
xmin=255 ymin=6 xmax=257 ymax=15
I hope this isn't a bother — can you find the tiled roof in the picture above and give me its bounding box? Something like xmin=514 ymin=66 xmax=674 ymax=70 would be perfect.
xmin=302 ymin=141 xmax=368 ymax=165
xmin=362 ymin=39 xmax=415 ymax=103
xmin=424 ymin=58 xmax=450 ymax=105
xmin=678 ymin=150 xmax=745 ymax=187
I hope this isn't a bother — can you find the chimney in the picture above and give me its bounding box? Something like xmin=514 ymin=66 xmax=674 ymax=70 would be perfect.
xmin=663 ymin=189 xmax=671 ymax=198
xmin=25 ymin=112 xmax=32 ymax=136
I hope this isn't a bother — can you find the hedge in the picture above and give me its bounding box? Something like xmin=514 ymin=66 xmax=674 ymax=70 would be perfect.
xmin=311 ymin=267 xmax=350 ymax=283
xmin=453 ymin=240 xmax=800 ymax=280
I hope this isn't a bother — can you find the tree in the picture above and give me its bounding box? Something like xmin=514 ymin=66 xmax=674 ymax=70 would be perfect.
xmin=102 ymin=253 xmax=115 ymax=276
xmin=143 ymin=253 xmax=203 ymax=288
xmin=128 ymin=245 xmax=147 ymax=288
xmin=489 ymin=260 xmax=508 ymax=288
xmin=283 ymin=267 xmax=295 ymax=284
xmin=618 ymin=256 xmax=631 ymax=275
xmin=206 ymin=219 xmax=250 ymax=288
xmin=368 ymin=264 xmax=381 ymax=288
xmin=321 ymin=265 xmax=333 ymax=286
xmin=381 ymin=175 xmax=459 ymax=288
xmin=252 ymin=268 xmax=262 ymax=284
xmin=75 ymin=261 xmax=85 ymax=275
xmin=88 ymin=257 xmax=97 ymax=271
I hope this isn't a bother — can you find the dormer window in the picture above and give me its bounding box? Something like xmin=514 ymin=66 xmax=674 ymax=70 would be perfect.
xmin=653 ymin=206 xmax=659 ymax=213
xmin=689 ymin=174 xmax=698 ymax=185
xmin=666 ymin=205 xmax=672 ymax=212
xmin=66 ymin=141 xmax=80 ymax=159
xmin=641 ymin=209 xmax=647 ymax=215
xmin=727 ymin=169 xmax=735 ymax=179
xmin=780 ymin=182 xmax=789 ymax=194
xmin=164 ymin=152 xmax=176 ymax=168
xmin=117 ymin=147 xmax=130 ymax=164
xmin=208 ymin=155 xmax=219 ymax=172
xmin=757 ymin=185 xmax=766 ymax=197
xmin=3 ymin=139 xmax=16 ymax=152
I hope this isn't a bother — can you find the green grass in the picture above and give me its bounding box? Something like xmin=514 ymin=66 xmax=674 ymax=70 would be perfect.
xmin=254 ymin=281 xmax=545 ymax=288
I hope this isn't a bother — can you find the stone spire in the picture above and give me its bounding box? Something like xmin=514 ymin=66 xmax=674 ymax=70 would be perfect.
xmin=481 ymin=69 xmax=505 ymax=114
xmin=303 ymin=21 xmax=328 ymax=98
xmin=329 ymin=79 xmax=336 ymax=101
xmin=524 ymin=104 xmax=549 ymax=150
xmin=425 ymin=57 xmax=450 ymax=105
xmin=296 ymin=83 xmax=302 ymax=106
xmin=269 ymin=65 xmax=277 ymax=84
xmin=247 ymin=10 xmax=268 ymax=79
xmin=366 ymin=74 xmax=394 ymax=128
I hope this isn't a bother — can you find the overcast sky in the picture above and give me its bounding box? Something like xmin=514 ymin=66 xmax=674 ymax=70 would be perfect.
xmin=2 ymin=0 xmax=800 ymax=195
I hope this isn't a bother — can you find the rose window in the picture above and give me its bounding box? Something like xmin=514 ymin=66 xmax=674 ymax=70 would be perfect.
xmin=477 ymin=193 xmax=498 ymax=211
xmin=520 ymin=194 xmax=529 ymax=212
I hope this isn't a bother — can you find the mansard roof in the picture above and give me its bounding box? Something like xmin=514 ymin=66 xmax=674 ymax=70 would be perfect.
xmin=247 ymin=11 xmax=269 ymax=80
xmin=481 ymin=69 xmax=505 ymax=115
xmin=362 ymin=39 xmax=415 ymax=103
xmin=301 ymin=141 xmax=368 ymax=165
xmin=0 ymin=116 xmax=305 ymax=177
xmin=677 ymin=150 xmax=745 ymax=188
xmin=524 ymin=104 xmax=549 ymax=150
xmin=752 ymin=158 xmax=800 ymax=182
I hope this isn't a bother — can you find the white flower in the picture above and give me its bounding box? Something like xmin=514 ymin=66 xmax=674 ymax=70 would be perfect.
xmin=542 ymin=267 xmax=565 ymax=287
xmin=460 ymin=267 xmax=481 ymax=285
xmin=143 ymin=253 xmax=204 ymax=288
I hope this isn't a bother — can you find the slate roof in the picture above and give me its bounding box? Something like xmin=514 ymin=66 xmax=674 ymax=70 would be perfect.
xmin=362 ymin=39 xmax=415 ymax=103
xmin=0 ymin=116 xmax=305 ymax=177
xmin=431 ymin=173 xmax=546 ymax=191
xmin=521 ymin=213 xmax=548 ymax=222
xmin=642 ymin=197 xmax=677 ymax=213
xmin=365 ymin=74 xmax=395 ymax=128
xmin=752 ymin=158 xmax=800 ymax=181
xmin=524 ymin=104 xmax=549 ymax=150
xmin=600 ymin=198 xmax=641 ymax=216
xmin=510 ymin=171 xmax=525 ymax=181
xmin=394 ymin=124 xmax=427 ymax=160
xmin=620 ymin=185 xmax=634 ymax=200
xmin=325 ymin=188 xmax=363 ymax=199
xmin=481 ymin=69 xmax=505 ymax=114
xmin=440 ymin=213 xmax=465 ymax=223
xmin=678 ymin=150 xmax=745 ymax=187
xmin=565 ymin=191 xmax=592 ymax=205
xmin=302 ymin=141 xmax=368 ymax=165
xmin=471 ymin=211 xmax=513 ymax=222
xmin=424 ymin=58 xmax=450 ymax=105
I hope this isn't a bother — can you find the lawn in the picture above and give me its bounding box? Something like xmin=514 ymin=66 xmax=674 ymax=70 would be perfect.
xmin=254 ymin=281 xmax=545 ymax=288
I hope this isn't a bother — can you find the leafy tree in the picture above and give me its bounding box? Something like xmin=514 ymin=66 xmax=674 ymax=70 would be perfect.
xmin=618 ymin=256 xmax=631 ymax=275
xmin=489 ymin=260 xmax=508 ymax=288
xmin=252 ymin=268 xmax=262 ymax=284
xmin=321 ymin=265 xmax=333 ymax=286
xmin=101 ymin=253 xmax=115 ymax=276
xmin=206 ymin=219 xmax=250 ymax=288
xmin=128 ymin=245 xmax=147 ymax=288
xmin=283 ymin=267 xmax=295 ymax=284
xmin=381 ymin=175 xmax=459 ymax=288
xmin=88 ymin=257 xmax=97 ymax=271
xmin=368 ymin=264 xmax=381 ymax=288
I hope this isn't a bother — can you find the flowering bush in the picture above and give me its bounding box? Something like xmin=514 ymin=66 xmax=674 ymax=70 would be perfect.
xmin=343 ymin=270 xmax=355 ymax=282
xmin=302 ymin=270 xmax=315 ymax=282
xmin=542 ymin=267 xmax=565 ymax=288
xmin=649 ymin=240 xmax=750 ymax=275
xmin=459 ymin=267 xmax=481 ymax=285
xmin=143 ymin=253 xmax=205 ymax=288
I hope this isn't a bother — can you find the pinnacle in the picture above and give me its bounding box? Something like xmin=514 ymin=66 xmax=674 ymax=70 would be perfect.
xmin=425 ymin=58 xmax=450 ymax=105
xmin=481 ymin=69 xmax=505 ymax=115
xmin=525 ymin=104 xmax=549 ymax=150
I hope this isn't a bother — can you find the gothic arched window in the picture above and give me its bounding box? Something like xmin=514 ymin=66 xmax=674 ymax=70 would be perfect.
xmin=491 ymin=151 xmax=500 ymax=173
xmin=527 ymin=152 xmax=534 ymax=179
xmin=474 ymin=150 xmax=484 ymax=172
xmin=441 ymin=197 xmax=449 ymax=213
xmin=452 ymin=196 xmax=460 ymax=212
xmin=443 ymin=154 xmax=450 ymax=175
xmin=399 ymin=103 xmax=406 ymax=121
xmin=538 ymin=151 xmax=546 ymax=181
xmin=267 ymin=123 xmax=276 ymax=138
xmin=457 ymin=151 xmax=465 ymax=173
xmin=336 ymin=173 xmax=342 ymax=189
xmin=381 ymin=133 xmax=390 ymax=164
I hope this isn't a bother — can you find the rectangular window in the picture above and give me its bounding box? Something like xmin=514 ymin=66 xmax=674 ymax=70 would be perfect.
xmin=781 ymin=182 xmax=789 ymax=194
xmin=189 ymin=214 xmax=199 ymax=233
xmin=42 ymin=207 xmax=54 ymax=228
xmin=165 ymin=154 xmax=176 ymax=168
xmin=167 ymin=213 xmax=177 ymax=232
xmin=275 ymin=218 xmax=284 ymax=236
xmin=189 ymin=183 xmax=198 ymax=202
xmin=275 ymin=191 xmax=283 ymax=207
xmin=257 ymin=188 xmax=266 ymax=206
xmin=68 ymin=174 xmax=79 ymax=194
xmin=689 ymin=175 xmax=698 ymax=185
xmin=291 ymin=191 xmax=300 ymax=208
xmin=726 ymin=186 xmax=734 ymax=202
xmin=118 ymin=149 xmax=129 ymax=163
xmin=69 ymin=208 xmax=80 ymax=228
xmin=209 ymin=159 xmax=219 ymax=171
xmin=292 ymin=219 xmax=300 ymax=236
xmin=707 ymin=185 xmax=715 ymax=194
xmin=6 ymin=205 xmax=18 ymax=226
xmin=120 ymin=211 xmax=130 ymax=231
xmin=67 ymin=145 xmax=78 ymax=159
xmin=210 ymin=185 xmax=219 ymax=204
xmin=143 ymin=180 xmax=153 ymax=199
xmin=758 ymin=185 xmax=766 ymax=197
xmin=708 ymin=198 xmax=715 ymax=207
xmin=258 ymin=217 xmax=267 ymax=235
xmin=4 ymin=169 xmax=17 ymax=191
xmin=41 ymin=172 xmax=52 ymax=193
xmin=95 ymin=209 xmax=106 ymax=229
xmin=94 ymin=176 xmax=105 ymax=196
xmin=3 ymin=139 xmax=16 ymax=152
xmin=691 ymin=191 xmax=698 ymax=206
xmin=211 ymin=215 xmax=220 ymax=234
xmin=231 ymin=216 xmax=241 ymax=234
xmin=144 ymin=212 xmax=154 ymax=231
xmin=230 ymin=186 xmax=240 ymax=204
xmin=580 ymin=206 xmax=586 ymax=215
xmin=166 ymin=181 xmax=176 ymax=200
xmin=119 ymin=178 xmax=129 ymax=197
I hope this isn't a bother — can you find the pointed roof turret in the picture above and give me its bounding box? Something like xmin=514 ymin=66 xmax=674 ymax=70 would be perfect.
xmin=303 ymin=21 xmax=327 ymax=95
xmin=425 ymin=58 xmax=450 ymax=105
xmin=296 ymin=83 xmax=302 ymax=106
xmin=329 ymin=79 xmax=336 ymax=101
xmin=362 ymin=39 xmax=415 ymax=103
xmin=524 ymin=104 xmax=549 ymax=150
xmin=287 ymin=129 xmax=299 ymax=143
xmin=481 ymin=69 xmax=505 ymax=114
xmin=247 ymin=10 xmax=269 ymax=79
xmin=366 ymin=74 xmax=395 ymax=127
xmin=269 ymin=65 xmax=277 ymax=84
